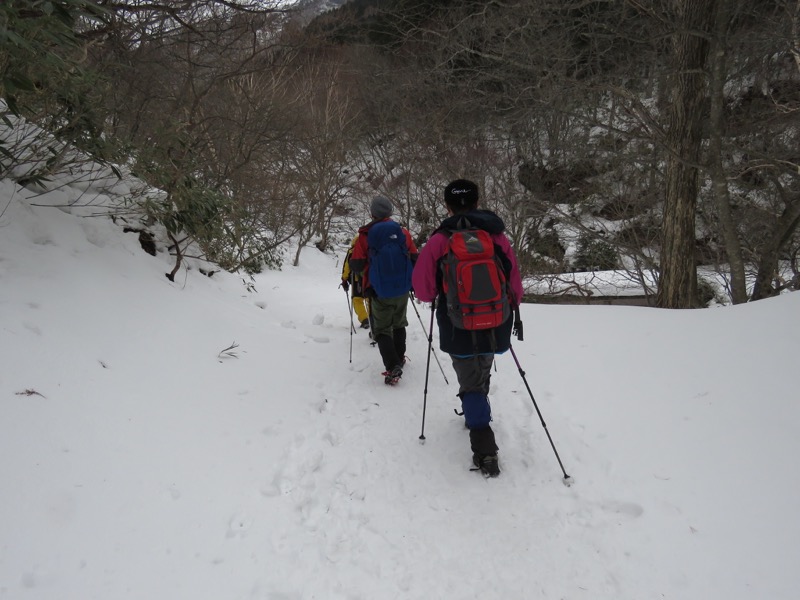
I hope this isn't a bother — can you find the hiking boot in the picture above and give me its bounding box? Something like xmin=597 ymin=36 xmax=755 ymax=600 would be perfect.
xmin=384 ymin=365 xmax=403 ymax=385
xmin=360 ymin=319 xmax=370 ymax=329
xmin=472 ymin=453 xmax=500 ymax=477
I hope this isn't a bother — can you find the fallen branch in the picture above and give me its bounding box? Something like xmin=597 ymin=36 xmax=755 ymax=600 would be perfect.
xmin=15 ymin=388 xmax=46 ymax=398
xmin=218 ymin=342 xmax=240 ymax=359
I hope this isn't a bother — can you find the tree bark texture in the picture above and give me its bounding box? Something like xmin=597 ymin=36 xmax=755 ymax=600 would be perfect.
xmin=657 ymin=0 xmax=719 ymax=308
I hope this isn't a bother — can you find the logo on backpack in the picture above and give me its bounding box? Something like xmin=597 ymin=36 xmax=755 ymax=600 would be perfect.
xmin=441 ymin=228 xmax=510 ymax=330
xmin=367 ymin=221 xmax=413 ymax=298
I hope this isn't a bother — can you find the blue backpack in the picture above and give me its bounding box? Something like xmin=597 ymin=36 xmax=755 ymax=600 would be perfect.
xmin=367 ymin=220 xmax=413 ymax=298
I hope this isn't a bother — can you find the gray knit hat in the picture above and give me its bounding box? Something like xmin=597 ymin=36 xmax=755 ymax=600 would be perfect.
xmin=370 ymin=195 xmax=393 ymax=219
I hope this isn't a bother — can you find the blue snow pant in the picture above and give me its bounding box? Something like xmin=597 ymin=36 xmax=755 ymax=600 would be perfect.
xmin=451 ymin=354 xmax=498 ymax=455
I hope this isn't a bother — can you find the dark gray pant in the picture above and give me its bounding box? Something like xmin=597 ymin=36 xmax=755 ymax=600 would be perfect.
xmin=451 ymin=355 xmax=493 ymax=395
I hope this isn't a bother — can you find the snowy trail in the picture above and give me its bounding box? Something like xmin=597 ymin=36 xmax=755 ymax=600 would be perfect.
xmin=2 ymin=179 xmax=800 ymax=599
xmin=242 ymin=256 xmax=661 ymax=600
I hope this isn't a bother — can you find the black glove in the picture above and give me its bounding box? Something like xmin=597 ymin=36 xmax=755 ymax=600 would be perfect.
xmin=341 ymin=280 xmax=350 ymax=293
xmin=512 ymin=307 xmax=523 ymax=341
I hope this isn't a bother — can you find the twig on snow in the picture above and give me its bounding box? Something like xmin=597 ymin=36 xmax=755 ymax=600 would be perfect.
xmin=218 ymin=342 xmax=240 ymax=359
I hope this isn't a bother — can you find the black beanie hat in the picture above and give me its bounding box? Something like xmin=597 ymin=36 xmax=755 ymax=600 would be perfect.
xmin=444 ymin=179 xmax=479 ymax=209
xmin=370 ymin=195 xmax=393 ymax=219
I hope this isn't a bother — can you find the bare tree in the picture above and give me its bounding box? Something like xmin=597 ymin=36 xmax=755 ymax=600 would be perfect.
xmin=746 ymin=0 xmax=800 ymax=299
xmin=705 ymin=0 xmax=748 ymax=303
xmin=90 ymin=2 xmax=301 ymax=272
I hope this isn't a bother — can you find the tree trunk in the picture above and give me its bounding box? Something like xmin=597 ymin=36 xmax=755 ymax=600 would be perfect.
xmin=657 ymin=0 xmax=719 ymax=309
xmin=707 ymin=0 xmax=748 ymax=304
xmin=751 ymin=192 xmax=800 ymax=300
xmin=751 ymin=2 xmax=800 ymax=300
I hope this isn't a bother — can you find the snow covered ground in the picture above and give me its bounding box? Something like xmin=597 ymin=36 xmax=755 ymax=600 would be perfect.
xmin=1 ymin=171 xmax=799 ymax=600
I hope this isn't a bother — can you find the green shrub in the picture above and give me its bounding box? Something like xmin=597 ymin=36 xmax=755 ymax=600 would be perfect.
xmin=574 ymin=234 xmax=618 ymax=272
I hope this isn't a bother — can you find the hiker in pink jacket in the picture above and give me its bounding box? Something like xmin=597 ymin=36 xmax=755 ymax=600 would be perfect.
xmin=411 ymin=179 xmax=524 ymax=477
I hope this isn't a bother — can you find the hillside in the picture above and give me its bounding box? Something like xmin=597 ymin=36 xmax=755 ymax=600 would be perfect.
xmin=3 ymin=1 xmax=798 ymax=308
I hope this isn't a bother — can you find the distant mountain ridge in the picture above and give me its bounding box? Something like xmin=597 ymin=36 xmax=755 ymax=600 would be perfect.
xmin=291 ymin=0 xmax=352 ymax=24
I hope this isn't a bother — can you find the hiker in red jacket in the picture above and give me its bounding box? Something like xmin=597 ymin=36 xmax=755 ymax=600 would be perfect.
xmin=350 ymin=196 xmax=418 ymax=385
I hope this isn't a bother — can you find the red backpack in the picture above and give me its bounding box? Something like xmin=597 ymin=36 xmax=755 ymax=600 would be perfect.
xmin=441 ymin=228 xmax=510 ymax=330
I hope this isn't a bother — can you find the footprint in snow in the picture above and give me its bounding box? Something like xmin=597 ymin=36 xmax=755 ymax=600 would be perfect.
xmin=601 ymin=500 xmax=644 ymax=519
xmin=23 ymin=322 xmax=42 ymax=335
xmin=226 ymin=512 xmax=253 ymax=538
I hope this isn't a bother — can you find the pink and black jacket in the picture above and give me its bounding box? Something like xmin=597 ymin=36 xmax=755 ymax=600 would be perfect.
xmin=411 ymin=210 xmax=524 ymax=356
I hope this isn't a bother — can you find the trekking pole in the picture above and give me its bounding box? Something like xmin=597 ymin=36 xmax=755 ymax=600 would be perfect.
xmin=419 ymin=299 xmax=436 ymax=441
xmin=509 ymin=344 xmax=573 ymax=486
xmin=409 ymin=293 xmax=449 ymax=385
xmin=342 ymin=285 xmax=355 ymax=362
